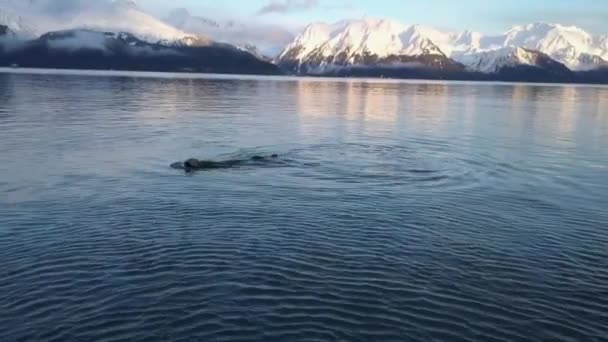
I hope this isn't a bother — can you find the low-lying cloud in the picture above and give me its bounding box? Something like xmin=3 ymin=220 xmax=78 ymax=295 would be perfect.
xmin=8 ymin=0 xmax=114 ymax=16
xmin=46 ymin=30 xmax=109 ymax=51
xmin=257 ymin=0 xmax=318 ymax=15
xmin=164 ymin=8 xmax=295 ymax=56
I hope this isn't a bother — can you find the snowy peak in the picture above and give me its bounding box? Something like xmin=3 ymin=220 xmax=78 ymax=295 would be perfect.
xmin=0 ymin=0 xmax=206 ymax=46
xmin=497 ymin=22 xmax=601 ymax=69
xmin=280 ymin=19 xmax=608 ymax=73
xmin=399 ymin=25 xmax=447 ymax=56
xmin=452 ymin=30 xmax=482 ymax=52
xmin=278 ymin=22 xmax=336 ymax=60
xmin=68 ymin=1 xmax=202 ymax=45
xmin=277 ymin=19 xmax=454 ymax=72
xmin=35 ymin=28 xmax=207 ymax=52
xmin=504 ymin=22 xmax=591 ymax=44
xmin=322 ymin=19 xmax=407 ymax=56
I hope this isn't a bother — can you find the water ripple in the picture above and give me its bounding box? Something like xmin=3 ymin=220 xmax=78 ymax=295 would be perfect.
xmin=1 ymin=72 xmax=608 ymax=341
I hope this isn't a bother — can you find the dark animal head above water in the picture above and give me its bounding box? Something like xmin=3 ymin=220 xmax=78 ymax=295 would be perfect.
xmin=171 ymin=154 xmax=279 ymax=172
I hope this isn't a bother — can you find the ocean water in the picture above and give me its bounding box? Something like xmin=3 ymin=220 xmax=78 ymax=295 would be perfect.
xmin=1 ymin=69 xmax=607 ymax=342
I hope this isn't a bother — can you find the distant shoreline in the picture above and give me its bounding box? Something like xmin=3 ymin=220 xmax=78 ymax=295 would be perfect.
xmin=2 ymin=67 xmax=608 ymax=88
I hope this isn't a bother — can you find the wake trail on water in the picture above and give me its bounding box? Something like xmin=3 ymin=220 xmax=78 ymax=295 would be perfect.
xmin=168 ymin=142 xmax=508 ymax=193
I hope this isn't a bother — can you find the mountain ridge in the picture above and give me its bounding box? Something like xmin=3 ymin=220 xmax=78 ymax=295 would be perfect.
xmin=0 ymin=28 xmax=281 ymax=74
xmin=278 ymin=19 xmax=608 ymax=74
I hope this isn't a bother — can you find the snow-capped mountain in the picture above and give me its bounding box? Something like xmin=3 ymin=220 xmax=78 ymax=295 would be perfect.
xmin=487 ymin=23 xmax=607 ymax=70
xmin=448 ymin=23 xmax=608 ymax=71
xmin=0 ymin=27 xmax=281 ymax=74
xmin=456 ymin=47 xmax=570 ymax=74
xmin=0 ymin=0 xmax=206 ymax=46
xmin=280 ymin=19 xmax=444 ymax=61
xmin=68 ymin=1 xmax=204 ymax=45
xmin=277 ymin=19 xmax=461 ymax=73
xmin=0 ymin=1 xmax=284 ymax=74
xmin=164 ymin=8 xmax=293 ymax=57
xmin=279 ymin=19 xmax=608 ymax=73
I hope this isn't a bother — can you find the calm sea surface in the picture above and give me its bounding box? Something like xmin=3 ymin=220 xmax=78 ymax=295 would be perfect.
xmin=1 ymin=69 xmax=607 ymax=342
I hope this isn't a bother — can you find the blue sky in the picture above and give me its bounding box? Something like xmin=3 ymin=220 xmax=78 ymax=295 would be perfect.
xmin=140 ymin=0 xmax=608 ymax=34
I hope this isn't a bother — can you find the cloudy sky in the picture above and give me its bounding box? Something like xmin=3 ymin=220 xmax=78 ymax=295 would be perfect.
xmin=138 ymin=0 xmax=608 ymax=34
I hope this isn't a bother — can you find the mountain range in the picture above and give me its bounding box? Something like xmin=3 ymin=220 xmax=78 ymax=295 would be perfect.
xmin=1 ymin=1 xmax=608 ymax=83
xmin=277 ymin=19 xmax=608 ymax=74
xmin=0 ymin=0 xmax=281 ymax=74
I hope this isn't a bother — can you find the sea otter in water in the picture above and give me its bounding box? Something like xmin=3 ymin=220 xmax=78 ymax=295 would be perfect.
xmin=171 ymin=154 xmax=279 ymax=172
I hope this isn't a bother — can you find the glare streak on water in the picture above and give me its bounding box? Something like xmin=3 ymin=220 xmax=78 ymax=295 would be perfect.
xmin=1 ymin=69 xmax=608 ymax=342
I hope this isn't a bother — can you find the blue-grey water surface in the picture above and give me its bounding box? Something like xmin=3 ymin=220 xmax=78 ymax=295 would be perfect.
xmin=1 ymin=69 xmax=608 ymax=342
